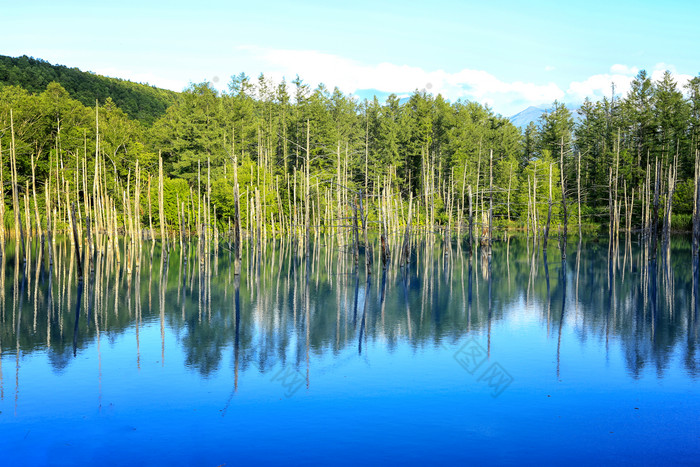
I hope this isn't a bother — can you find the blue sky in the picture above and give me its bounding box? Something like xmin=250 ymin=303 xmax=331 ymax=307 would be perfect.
xmin=1 ymin=0 xmax=698 ymax=115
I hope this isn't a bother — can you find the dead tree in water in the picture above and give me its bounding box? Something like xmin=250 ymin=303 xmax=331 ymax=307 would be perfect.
xmin=304 ymin=119 xmax=311 ymax=258
xmin=401 ymin=194 xmax=413 ymax=267
xmin=0 ymin=139 xmax=4 ymax=254
xmin=608 ymin=166 xmax=614 ymax=248
xmin=650 ymin=159 xmax=660 ymax=261
xmin=352 ymin=196 xmax=360 ymax=267
xmin=577 ymin=151 xmax=582 ymax=242
xmin=693 ymin=150 xmax=700 ymax=257
xmin=467 ymin=185 xmax=474 ymax=251
xmin=71 ymin=202 xmax=83 ymax=281
xmin=358 ymin=190 xmax=372 ymax=274
xmin=487 ymin=149 xmax=493 ymax=253
xmin=532 ymin=167 xmax=538 ymax=240
xmin=662 ymin=155 xmax=677 ymax=248
xmin=506 ymin=162 xmax=513 ymax=223
xmin=560 ymin=138 xmax=568 ymax=259
xmin=233 ymin=155 xmax=242 ymax=275
xmin=543 ymin=163 xmax=553 ymax=252
xmin=158 ymin=152 xmax=167 ymax=255
xmin=380 ymin=187 xmax=390 ymax=269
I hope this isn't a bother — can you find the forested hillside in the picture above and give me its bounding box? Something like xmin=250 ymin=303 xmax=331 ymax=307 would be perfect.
xmin=0 ymin=55 xmax=179 ymax=124
xmin=0 ymin=61 xmax=699 ymax=240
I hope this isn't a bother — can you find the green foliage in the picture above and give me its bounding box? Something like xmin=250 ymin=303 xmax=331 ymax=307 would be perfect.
xmin=152 ymin=82 xmax=224 ymax=181
xmin=210 ymin=178 xmax=236 ymax=223
xmin=671 ymin=213 xmax=692 ymax=231
xmin=146 ymin=177 xmax=190 ymax=227
xmin=0 ymin=54 xmax=179 ymax=124
xmin=2 ymin=55 xmax=700 ymax=235
xmin=673 ymin=179 xmax=695 ymax=215
xmin=538 ymin=100 xmax=574 ymax=158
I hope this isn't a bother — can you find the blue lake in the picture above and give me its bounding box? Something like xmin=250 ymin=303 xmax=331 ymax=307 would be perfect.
xmin=1 ymin=236 xmax=699 ymax=465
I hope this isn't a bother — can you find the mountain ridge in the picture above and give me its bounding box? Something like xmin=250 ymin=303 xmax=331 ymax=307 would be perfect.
xmin=509 ymin=104 xmax=582 ymax=129
xmin=0 ymin=54 xmax=179 ymax=124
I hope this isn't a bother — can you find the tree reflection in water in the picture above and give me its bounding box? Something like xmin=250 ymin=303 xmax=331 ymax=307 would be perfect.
xmin=0 ymin=233 xmax=698 ymax=392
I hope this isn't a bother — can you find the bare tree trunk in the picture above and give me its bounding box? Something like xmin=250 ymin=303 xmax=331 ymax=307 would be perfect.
xmin=507 ymin=162 xmax=513 ymax=223
xmin=560 ymin=138 xmax=567 ymax=260
xmin=468 ymin=185 xmax=473 ymax=250
xmin=158 ymin=152 xmax=166 ymax=243
xmin=31 ymin=153 xmax=43 ymax=239
xmin=46 ymin=186 xmax=52 ymax=266
xmin=359 ymin=189 xmax=372 ymax=274
xmin=543 ymin=163 xmax=553 ymax=251
xmin=0 ymin=138 xmax=4 ymax=254
xmin=71 ymin=202 xmax=83 ymax=281
xmin=663 ymin=154 xmax=677 ymax=247
xmin=693 ymin=149 xmax=700 ymax=257
xmin=533 ymin=167 xmax=538 ymax=241
xmin=608 ymin=166 xmax=613 ymax=248
xmin=577 ymin=151 xmax=582 ymax=240
xmin=233 ymin=155 xmax=241 ymax=275
xmin=651 ymin=158 xmax=660 ymax=261
xmin=352 ymin=196 xmax=360 ymax=267
xmin=380 ymin=187 xmax=389 ymax=269
xmin=402 ymin=194 xmax=413 ymax=267
xmin=526 ymin=176 xmax=531 ymax=242
xmin=10 ymin=110 xmax=21 ymax=243
xmin=305 ymin=120 xmax=310 ymax=258
xmin=488 ymin=149 xmax=493 ymax=251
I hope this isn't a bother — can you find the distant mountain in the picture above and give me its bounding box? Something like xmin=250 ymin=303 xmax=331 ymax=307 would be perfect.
xmin=509 ymin=104 xmax=582 ymax=130
xmin=0 ymin=54 xmax=179 ymax=124
xmin=509 ymin=106 xmax=545 ymax=129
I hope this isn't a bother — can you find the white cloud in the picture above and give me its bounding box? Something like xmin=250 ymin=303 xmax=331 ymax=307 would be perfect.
xmin=650 ymin=63 xmax=693 ymax=89
xmin=228 ymin=48 xmax=697 ymax=116
xmin=567 ymin=63 xmax=694 ymax=103
xmin=609 ymin=64 xmax=639 ymax=76
xmin=236 ymin=46 xmax=564 ymax=115
xmin=566 ymin=72 xmax=635 ymax=102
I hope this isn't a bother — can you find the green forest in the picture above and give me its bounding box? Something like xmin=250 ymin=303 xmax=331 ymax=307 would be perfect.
xmin=0 ymin=55 xmax=178 ymax=124
xmin=1 ymin=55 xmax=699 ymax=246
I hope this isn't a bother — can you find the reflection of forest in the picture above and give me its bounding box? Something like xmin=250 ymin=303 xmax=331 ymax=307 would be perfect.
xmin=0 ymin=235 xmax=698 ymax=380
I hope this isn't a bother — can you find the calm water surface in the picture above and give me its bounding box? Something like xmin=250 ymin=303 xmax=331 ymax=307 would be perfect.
xmin=1 ymin=236 xmax=699 ymax=465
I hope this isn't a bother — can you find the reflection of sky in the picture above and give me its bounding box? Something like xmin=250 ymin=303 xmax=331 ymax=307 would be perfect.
xmin=1 ymin=237 xmax=699 ymax=463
